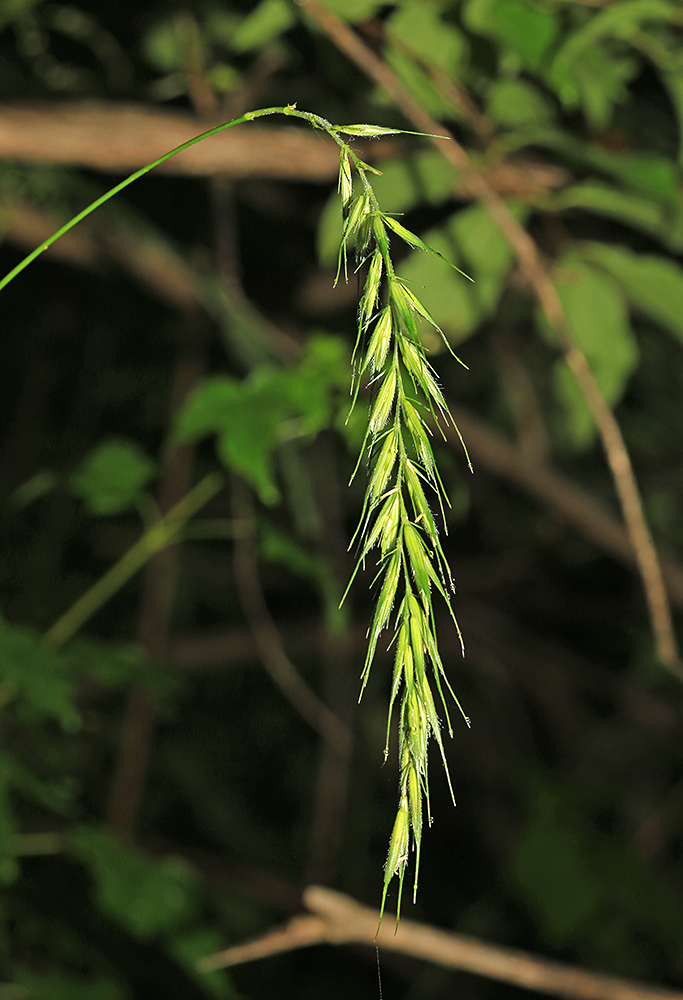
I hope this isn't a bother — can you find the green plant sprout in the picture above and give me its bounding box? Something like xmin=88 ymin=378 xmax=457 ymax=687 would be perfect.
xmin=0 ymin=104 xmax=472 ymax=928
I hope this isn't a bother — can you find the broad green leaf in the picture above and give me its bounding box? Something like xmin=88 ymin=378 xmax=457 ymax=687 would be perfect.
xmin=166 ymin=927 xmax=236 ymax=999
xmin=399 ymin=203 xmax=517 ymax=344
xmin=208 ymin=63 xmax=241 ymax=93
xmin=463 ymin=0 xmax=558 ymax=69
xmin=141 ymin=18 xmax=184 ymax=72
xmin=230 ymin=0 xmax=294 ymax=51
xmin=578 ymin=242 xmax=683 ymax=346
xmin=280 ymin=334 xmax=349 ymax=435
xmin=203 ymin=9 xmax=242 ymax=47
xmin=400 ymin=232 xmax=480 ymax=343
xmin=383 ymin=47 xmax=452 ymax=119
xmin=387 ymin=4 xmax=468 ymax=76
xmin=542 ymin=259 xmax=638 ymax=447
xmin=547 ymin=0 xmax=679 ymax=127
xmin=0 ymin=619 xmax=81 ymax=731
xmin=500 ymin=127 xmax=680 ymax=206
xmin=174 ymin=340 xmax=346 ymax=504
xmin=69 ymin=826 xmax=199 ymax=939
xmin=551 ymin=0 xmax=679 ymax=79
xmin=364 ymin=150 xmax=457 ymax=218
xmin=487 ymin=78 xmax=555 ymax=127
xmin=449 ymin=203 xmax=519 ymax=311
xmin=587 ymin=150 xmax=679 ymax=207
xmin=549 ymin=183 xmax=683 ymax=251
xmin=315 ymin=0 xmax=386 ymax=22
xmin=549 ymin=44 xmax=638 ymax=129
xmin=70 ymin=439 xmax=156 ymax=516
xmin=216 ymin=385 xmax=285 ymax=506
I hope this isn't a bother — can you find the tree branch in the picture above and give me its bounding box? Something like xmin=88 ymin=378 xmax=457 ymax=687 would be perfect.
xmin=230 ymin=479 xmax=353 ymax=756
xmin=200 ymin=884 xmax=683 ymax=1000
xmin=0 ymin=100 xmax=567 ymax=193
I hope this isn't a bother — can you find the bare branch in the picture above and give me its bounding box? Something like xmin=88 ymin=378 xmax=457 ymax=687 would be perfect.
xmin=231 ymin=479 xmax=353 ymax=756
xmin=0 ymin=100 xmax=567 ymax=194
xmin=200 ymin=885 xmax=683 ymax=1000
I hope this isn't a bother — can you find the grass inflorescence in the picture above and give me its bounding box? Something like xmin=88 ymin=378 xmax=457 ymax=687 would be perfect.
xmin=0 ymin=102 xmax=471 ymax=930
xmin=326 ymin=116 xmax=473 ymax=929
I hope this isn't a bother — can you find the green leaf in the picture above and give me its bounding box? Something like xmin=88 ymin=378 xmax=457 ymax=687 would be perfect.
xmin=463 ymin=0 xmax=558 ymax=69
xmin=550 ymin=44 xmax=638 ymax=130
xmin=383 ymin=47 xmax=452 ymax=119
xmin=230 ymin=0 xmax=294 ymax=51
xmin=551 ymin=0 xmax=679 ymax=78
xmin=400 ymin=239 xmax=480 ymax=343
xmin=547 ymin=0 xmax=679 ymax=127
xmin=166 ymin=927 xmax=236 ymax=999
xmin=70 ymin=439 xmax=156 ymax=516
xmin=549 ymin=182 xmax=683 ymax=251
xmin=314 ymin=0 xmax=386 ymax=22
xmin=502 ymin=127 xmax=680 ymax=206
xmin=174 ymin=340 xmax=346 ymax=505
xmin=588 ymin=151 xmax=680 ymax=207
xmin=578 ymin=242 xmax=683 ymax=346
xmin=542 ymin=259 xmax=638 ymax=447
xmin=69 ymin=826 xmax=199 ymax=939
xmin=0 ymin=619 xmax=81 ymax=731
xmin=142 ymin=18 xmax=183 ymax=73
xmin=386 ymin=4 xmax=468 ymax=76
xmin=398 ymin=204 xmax=519 ymax=344
xmin=280 ymin=334 xmax=349 ymax=435
xmin=487 ymin=78 xmax=555 ymax=128
xmin=364 ymin=151 xmax=456 ymax=217
xmin=172 ymin=377 xmax=241 ymax=443
xmin=216 ymin=387 xmax=284 ymax=506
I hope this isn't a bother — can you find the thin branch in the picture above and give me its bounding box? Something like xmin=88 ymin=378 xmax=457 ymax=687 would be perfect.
xmin=0 ymin=102 xmax=340 ymax=178
xmin=446 ymin=405 xmax=683 ymax=611
xmin=0 ymin=101 xmax=567 ymax=193
xmin=230 ymin=479 xmax=353 ymax=756
xmin=200 ymin=884 xmax=683 ymax=1000
xmin=301 ymin=0 xmax=682 ymax=680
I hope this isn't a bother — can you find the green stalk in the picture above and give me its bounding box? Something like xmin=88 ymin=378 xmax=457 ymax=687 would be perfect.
xmin=0 ymin=106 xmax=296 ymax=294
xmin=42 ymin=472 xmax=223 ymax=652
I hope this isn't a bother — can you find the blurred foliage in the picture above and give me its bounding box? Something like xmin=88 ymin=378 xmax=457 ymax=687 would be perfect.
xmin=1 ymin=0 xmax=683 ymax=998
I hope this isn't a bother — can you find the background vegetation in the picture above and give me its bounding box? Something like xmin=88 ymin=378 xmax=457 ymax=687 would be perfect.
xmin=1 ymin=0 xmax=683 ymax=997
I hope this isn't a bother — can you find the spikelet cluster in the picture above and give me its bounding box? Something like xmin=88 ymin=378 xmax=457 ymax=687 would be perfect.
xmin=328 ymin=124 xmax=473 ymax=929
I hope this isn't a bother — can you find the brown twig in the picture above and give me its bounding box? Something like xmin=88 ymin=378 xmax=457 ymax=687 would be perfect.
xmin=200 ymin=884 xmax=683 ymax=1000
xmin=230 ymin=479 xmax=353 ymax=756
xmin=300 ymin=0 xmax=682 ymax=680
xmin=0 ymin=101 xmax=567 ymax=195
